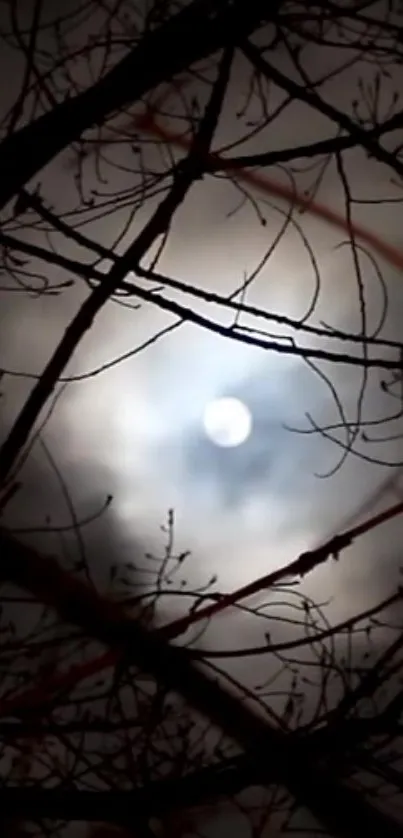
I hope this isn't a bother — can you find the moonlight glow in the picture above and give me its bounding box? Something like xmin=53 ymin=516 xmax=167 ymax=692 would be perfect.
xmin=203 ymin=398 xmax=252 ymax=448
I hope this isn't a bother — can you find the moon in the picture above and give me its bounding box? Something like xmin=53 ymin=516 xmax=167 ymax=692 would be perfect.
xmin=203 ymin=397 xmax=252 ymax=448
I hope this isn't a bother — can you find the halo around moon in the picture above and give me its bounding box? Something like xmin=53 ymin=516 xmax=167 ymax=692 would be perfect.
xmin=203 ymin=397 xmax=252 ymax=448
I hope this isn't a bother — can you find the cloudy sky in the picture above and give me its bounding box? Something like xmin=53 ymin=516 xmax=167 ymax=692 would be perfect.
xmin=1 ymin=0 xmax=403 ymax=684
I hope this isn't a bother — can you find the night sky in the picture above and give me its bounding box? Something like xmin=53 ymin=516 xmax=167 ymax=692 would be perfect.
xmin=1 ymin=2 xmax=403 ymax=831
xmin=2 ymin=0 xmax=403 ymax=631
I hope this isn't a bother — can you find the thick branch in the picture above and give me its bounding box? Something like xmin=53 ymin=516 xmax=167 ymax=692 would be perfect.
xmin=0 ymin=0 xmax=270 ymax=212
xmin=0 ymin=763 xmax=401 ymax=837
xmin=0 ymin=757 xmax=266 ymax=825
xmin=0 ymin=529 xmax=402 ymax=838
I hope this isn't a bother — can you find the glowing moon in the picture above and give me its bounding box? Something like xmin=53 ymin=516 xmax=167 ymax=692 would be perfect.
xmin=203 ymin=397 xmax=252 ymax=447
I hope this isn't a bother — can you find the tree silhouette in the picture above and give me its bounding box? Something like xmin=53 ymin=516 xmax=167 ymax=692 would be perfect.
xmin=1 ymin=1 xmax=403 ymax=836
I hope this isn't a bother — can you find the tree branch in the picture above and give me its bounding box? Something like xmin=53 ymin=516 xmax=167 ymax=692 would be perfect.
xmin=0 ymin=0 xmax=271 ymax=212
xmin=0 ymin=46 xmax=233 ymax=485
xmin=241 ymin=38 xmax=403 ymax=180
xmin=0 ymin=528 xmax=402 ymax=838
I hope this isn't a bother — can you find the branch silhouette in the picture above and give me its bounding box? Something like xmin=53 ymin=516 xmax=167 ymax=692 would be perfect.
xmin=0 ymin=527 xmax=402 ymax=838
xmin=1 ymin=492 xmax=403 ymax=719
